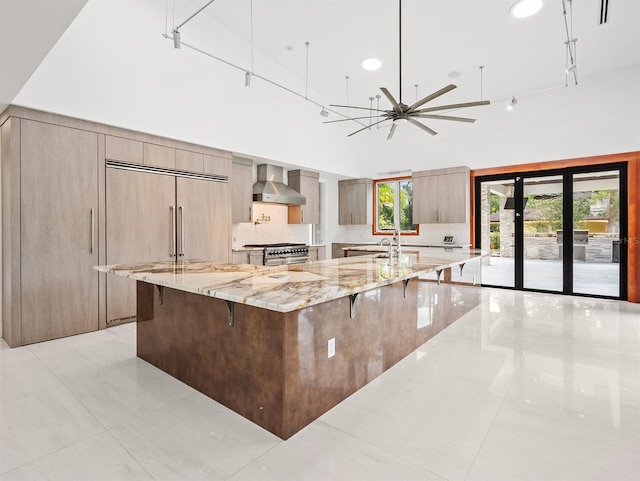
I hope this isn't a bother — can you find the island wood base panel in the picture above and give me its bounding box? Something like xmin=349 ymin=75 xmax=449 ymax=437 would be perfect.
xmin=135 ymin=280 xmax=475 ymax=439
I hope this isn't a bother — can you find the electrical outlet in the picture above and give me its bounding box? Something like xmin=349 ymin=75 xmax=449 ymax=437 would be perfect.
xmin=328 ymin=338 xmax=335 ymax=358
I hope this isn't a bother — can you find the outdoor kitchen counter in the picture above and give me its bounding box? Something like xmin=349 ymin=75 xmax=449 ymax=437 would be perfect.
xmin=95 ymin=247 xmax=482 ymax=313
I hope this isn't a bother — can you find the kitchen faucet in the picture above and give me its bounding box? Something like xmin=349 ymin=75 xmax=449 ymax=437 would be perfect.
xmin=379 ymin=237 xmax=392 ymax=258
xmin=393 ymin=228 xmax=402 ymax=261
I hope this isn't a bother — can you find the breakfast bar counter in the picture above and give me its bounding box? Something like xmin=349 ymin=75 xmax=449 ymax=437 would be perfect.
xmin=96 ymin=248 xmax=482 ymax=439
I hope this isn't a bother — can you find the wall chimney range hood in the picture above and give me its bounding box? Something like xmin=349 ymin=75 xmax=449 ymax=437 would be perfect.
xmin=253 ymin=164 xmax=306 ymax=206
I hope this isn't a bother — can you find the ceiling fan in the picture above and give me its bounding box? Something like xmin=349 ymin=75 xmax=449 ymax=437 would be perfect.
xmin=326 ymin=0 xmax=490 ymax=139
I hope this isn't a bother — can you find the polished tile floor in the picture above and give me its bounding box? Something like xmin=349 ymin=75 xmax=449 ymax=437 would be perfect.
xmin=1 ymin=287 xmax=639 ymax=481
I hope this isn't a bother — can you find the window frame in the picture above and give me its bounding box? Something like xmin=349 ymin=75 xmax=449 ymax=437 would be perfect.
xmin=372 ymin=176 xmax=420 ymax=236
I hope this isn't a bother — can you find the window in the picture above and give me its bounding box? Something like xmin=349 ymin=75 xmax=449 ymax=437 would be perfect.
xmin=374 ymin=177 xmax=418 ymax=235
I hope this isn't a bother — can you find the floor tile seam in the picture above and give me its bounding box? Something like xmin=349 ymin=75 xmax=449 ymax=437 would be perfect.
xmin=0 ymin=428 xmax=107 ymax=478
xmin=101 ymin=429 xmax=159 ymax=481
xmin=40 ymin=358 xmax=122 ymax=432
xmin=309 ymin=421 xmax=450 ymax=481
xmin=221 ymin=441 xmax=284 ymax=481
xmin=461 ymin=332 xmax=534 ymax=481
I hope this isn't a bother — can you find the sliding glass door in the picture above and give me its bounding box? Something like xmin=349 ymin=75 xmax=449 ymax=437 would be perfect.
xmin=572 ymin=170 xmax=621 ymax=297
xmin=475 ymin=164 xmax=627 ymax=299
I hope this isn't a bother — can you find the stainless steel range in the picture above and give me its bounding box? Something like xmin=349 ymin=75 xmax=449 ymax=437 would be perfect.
xmin=244 ymin=243 xmax=309 ymax=266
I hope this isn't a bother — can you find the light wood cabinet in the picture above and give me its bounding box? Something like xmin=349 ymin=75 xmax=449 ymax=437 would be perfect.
xmin=231 ymin=157 xmax=253 ymax=223
xmin=204 ymin=153 xmax=232 ymax=177
xmin=176 ymin=177 xmax=230 ymax=262
xmin=106 ymin=168 xmax=176 ymax=324
xmin=232 ymin=250 xmax=263 ymax=265
xmin=176 ymin=149 xmax=203 ymax=172
xmin=412 ymin=166 xmax=470 ymax=224
xmin=287 ymin=169 xmax=319 ymax=224
xmin=308 ymin=245 xmax=326 ymax=261
xmin=144 ymin=142 xmax=175 ymax=169
xmin=338 ymin=178 xmax=372 ymax=225
xmin=106 ymin=135 xmax=143 ymax=164
xmin=106 ymin=168 xmax=230 ymax=324
xmin=3 ymin=119 xmax=100 ymax=345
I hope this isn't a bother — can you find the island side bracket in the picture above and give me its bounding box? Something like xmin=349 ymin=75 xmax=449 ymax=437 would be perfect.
xmin=402 ymin=278 xmax=411 ymax=298
xmin=435 ymin=269 xmax=443 ymax=285
xmin=349 ymin=293 xmax=359 ymax=319
xmin=156 ymin=285 xmax=165 ymax=305
xmin=225 ymin=300 xmax=235 ymax=327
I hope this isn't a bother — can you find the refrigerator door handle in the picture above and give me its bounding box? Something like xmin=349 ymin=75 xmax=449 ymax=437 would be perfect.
xmin=170 ymin=206 xmax=176 ymax=258
xmin=178 ymin=206 xmax=185 ymax=257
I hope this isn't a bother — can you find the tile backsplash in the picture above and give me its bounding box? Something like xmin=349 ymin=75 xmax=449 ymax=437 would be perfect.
xmin=232 ymin=203 xmax=311 ymax=248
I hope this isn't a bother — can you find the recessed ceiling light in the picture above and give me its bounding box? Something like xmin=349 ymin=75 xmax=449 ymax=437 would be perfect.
xmin=448 ymin=71 xmax=462 ymax=79
xmin=360 ymin=57 xmax=382 ymax=71
xmin=510 ymin=0 xmax=543 ymax=18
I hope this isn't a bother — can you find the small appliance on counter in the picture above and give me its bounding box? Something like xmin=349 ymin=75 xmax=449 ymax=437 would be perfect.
xmin=443 ymin=235 xmax=455 ymax=245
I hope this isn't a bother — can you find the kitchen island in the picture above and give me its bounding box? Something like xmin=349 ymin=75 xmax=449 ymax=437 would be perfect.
xmin=96 ymin=248 xmax=482 ymax=439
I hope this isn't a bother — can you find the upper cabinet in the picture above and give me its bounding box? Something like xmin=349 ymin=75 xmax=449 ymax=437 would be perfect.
xmin=176 ymin=149 xmax=203 ymax=172
xmin=106 ymin=135 xmax=143 ymax=164
xmin=287 ymin=169 xmax=320 ymax=224
xmin=144 ymin=143 xmax=175 ymax=169
xmin=412 ymin=166 xmax=470 ymax=224
xmin=231 ymin=157 xmax=254 ymax=223
xmin=338 ymin=178 xmax=372 ymax=225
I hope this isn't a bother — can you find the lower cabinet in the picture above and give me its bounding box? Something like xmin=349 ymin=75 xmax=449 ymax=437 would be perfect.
xmin=308 ymin=245 xmax=326 ymax=261
xmin=232 ymin=250 xmax=264 ymax=265
xmin=2 ymin=118 xmax=100 ymax=346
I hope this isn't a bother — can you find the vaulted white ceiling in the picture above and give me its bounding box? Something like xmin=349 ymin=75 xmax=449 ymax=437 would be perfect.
xmin=2 ymin=0 xmax=639 ymax=178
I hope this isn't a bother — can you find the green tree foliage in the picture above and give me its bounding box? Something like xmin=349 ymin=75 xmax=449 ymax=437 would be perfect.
xmin=377 ymin=180 xmax=417 ymax=232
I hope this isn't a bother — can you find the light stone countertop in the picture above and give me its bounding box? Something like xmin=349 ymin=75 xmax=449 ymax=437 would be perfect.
xmin=95 ymin=248 xmax=482 ymax=313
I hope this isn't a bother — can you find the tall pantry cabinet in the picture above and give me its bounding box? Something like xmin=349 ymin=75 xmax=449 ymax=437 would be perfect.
xmin=2 ymin=118 xmax=101 ymax=346
xmin=1 ymin=107 xmax=232 ymax=346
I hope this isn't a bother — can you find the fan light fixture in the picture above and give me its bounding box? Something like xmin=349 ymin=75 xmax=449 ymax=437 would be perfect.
xmin=507 ymin=96 xmax=518 ymax=110
xmin=510 ymin=0 xmax=543 ymax=18
xmin=326 ymin=0 xmax=490 ymax=139
xmin=360 ymin=57 xmax=382 ymax=71
xmin=320 ymin=107 xmax=329 ymax=117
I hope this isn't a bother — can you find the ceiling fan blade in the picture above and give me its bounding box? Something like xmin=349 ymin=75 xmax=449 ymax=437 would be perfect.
xmin=347 ymin=118 xmax=389 ymax=137
xmin=380 ymin=87 xmax=403 ymax=115
xmin=323 ymin=115 xmax=387 ymax=124
xmin=387 ymin=122 xmax=398 ymax=140
xmin=414 ymin=99 xmax=491 ymax=114
xmin=406 ymin=118 xmax=438 ymax=136
xmin=413 ymin=114 xmax=476 ymax=123
xmin=405 ymin=84 xmax=457 ymax=113
xmin=329 ymin=104 xmax=388 ymax=113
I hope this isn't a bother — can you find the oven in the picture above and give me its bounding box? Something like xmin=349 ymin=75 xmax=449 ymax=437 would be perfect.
xmin=243 ymin=243 xmax=310 ymax=266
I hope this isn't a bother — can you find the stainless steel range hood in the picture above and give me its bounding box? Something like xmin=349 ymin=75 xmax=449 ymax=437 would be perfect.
xmin=253 ymin=164 xmax=306 ymax=206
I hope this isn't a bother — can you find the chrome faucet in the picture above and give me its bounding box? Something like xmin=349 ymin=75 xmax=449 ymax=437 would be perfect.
xmin=393 ymin=228 xmax=402 ymax=261
xmin=379 ymin=237 xmax=392 ymax=258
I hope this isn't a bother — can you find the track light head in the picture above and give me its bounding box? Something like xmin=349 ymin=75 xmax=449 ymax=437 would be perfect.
xmin=320 ymin=107 xmax=329 ymax=118
xmin=172 ymin=29 xmax=181 ymax=49
xmin=507 ymin=96 xmax=518 ymax=111
xmin=565 ymin=63 xmax=576 ymax=74
xmin=244 ymin=71 xmax=251 ymax=88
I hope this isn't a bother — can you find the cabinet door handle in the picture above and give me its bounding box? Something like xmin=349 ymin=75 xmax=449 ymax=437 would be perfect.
xmin=90 ymin=208 xmax=95 ymax=254
xmin=170 ymin=206 xmax=176 ymax=258
xmin=301 ymin=209 xmax=304 ymax=223
xmin=178 ymin=206 xmax=185 ymax=257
